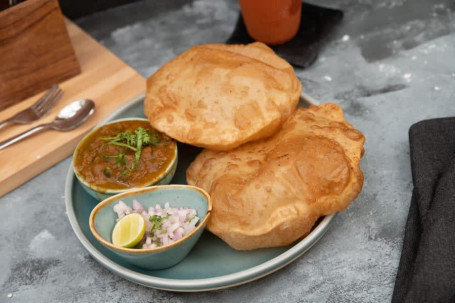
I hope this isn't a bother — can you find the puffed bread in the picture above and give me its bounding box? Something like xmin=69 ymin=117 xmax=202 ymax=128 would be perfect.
xmin=186 ymin=104 xmax=365 ymax=250
xmin=144 ymin=42 xmax=301 ymax=151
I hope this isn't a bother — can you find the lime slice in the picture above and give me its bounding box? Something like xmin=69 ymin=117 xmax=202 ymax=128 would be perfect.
xmin=112 ymin=213 xmax=146 ymax=248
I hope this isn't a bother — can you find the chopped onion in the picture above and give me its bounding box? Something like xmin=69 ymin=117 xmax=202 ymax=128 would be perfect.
xmin=113 ymin=200 xmax=199 ymax=249
xmin=113 ymin=201 xmax=131 ymax=219
xmin=132 ymin=199 xmax=144 ymax=212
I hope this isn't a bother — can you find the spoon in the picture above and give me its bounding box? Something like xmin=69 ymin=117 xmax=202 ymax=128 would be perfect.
xmin=0 ymin=99 xmax=95 ymax=151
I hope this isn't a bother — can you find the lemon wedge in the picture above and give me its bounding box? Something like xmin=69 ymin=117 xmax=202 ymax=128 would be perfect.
xmin=112 ymin=213 xmax=146 ymax=248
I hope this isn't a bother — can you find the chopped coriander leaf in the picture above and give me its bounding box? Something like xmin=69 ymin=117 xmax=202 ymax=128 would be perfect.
xmin=186 ymin=216 xmax=196 ymax=223
xmin=101 ymin=130 xmax=137 ymax=151
xmin=99 ymin=127 xmax=160 ymax=173
xmin=133 ymin=128 xmax=145 ymax=170
xmin=149 ymin=214 xmax=170 ymax=236
xmin=115 ymin=151 xmax=126 ymax=167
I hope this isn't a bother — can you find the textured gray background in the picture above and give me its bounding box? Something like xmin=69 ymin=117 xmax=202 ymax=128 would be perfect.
xmin=1 ymin=0 xmax=455 ymax=302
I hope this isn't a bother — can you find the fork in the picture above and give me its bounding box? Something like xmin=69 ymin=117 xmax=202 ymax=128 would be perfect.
xmin=0 ymin=84 xmax=63 ymax=129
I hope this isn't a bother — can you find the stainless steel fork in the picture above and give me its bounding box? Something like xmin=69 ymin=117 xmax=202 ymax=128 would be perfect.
xmin=0 ymin=84 xmax=63 ymax=128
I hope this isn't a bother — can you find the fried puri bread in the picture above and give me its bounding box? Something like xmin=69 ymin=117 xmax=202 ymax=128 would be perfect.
xmin=144 ymin=42 xmax=301 ymax=151
xmin=186 ymin=104 xmax=365 ymax=250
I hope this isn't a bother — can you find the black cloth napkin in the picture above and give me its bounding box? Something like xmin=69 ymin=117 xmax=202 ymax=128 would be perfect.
xmin=392 ymin=118 xmax=455 ymax=303
xmin=226 ymin=2 xmax=343 ymax=68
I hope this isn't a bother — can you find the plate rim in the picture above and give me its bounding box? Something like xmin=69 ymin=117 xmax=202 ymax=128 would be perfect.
xmin=64 ymin=93 xmax=337 ymax=292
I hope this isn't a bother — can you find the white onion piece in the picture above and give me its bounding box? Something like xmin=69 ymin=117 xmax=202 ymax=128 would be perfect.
xmin=132 ymin=199 xmax=144 ymax=212
xmin=113 ymin=201 xmax=132 ymax=219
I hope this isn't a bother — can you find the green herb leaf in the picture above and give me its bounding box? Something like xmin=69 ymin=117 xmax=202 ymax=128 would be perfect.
xmin=99 ymin=126 xmax=159 ymax=173
xmin=149 ymin=214 xmax=170 ymax=236
xmin=121 ymin=169 xmax=129 ymax=179
xmin=115 ymin=151 xmax=126 ymax=167
xmin=133 ymin=127 xmax=144 ymax=170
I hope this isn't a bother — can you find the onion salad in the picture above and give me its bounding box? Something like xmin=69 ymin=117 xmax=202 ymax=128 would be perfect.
xmin=113 ymin=200 xmax=199 ymax=249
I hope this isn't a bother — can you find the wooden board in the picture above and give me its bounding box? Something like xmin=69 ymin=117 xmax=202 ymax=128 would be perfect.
xmin=0 ymin=0 xmax=81 ymax=110
xmin=0 ymin=20 xmax=146 ymax=197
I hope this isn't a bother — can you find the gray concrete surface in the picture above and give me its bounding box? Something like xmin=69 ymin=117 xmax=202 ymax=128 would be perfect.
xmin=1 ymin=0 xmax=454 ymax=302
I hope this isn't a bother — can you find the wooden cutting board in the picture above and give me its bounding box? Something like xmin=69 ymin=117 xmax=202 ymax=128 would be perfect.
xmin=0 ymin=20 xmax=146 ymax=197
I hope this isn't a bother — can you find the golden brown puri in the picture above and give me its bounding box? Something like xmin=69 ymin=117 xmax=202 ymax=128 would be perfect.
xmin=186 ymin=104 xmax=365 ymax=250
xmin=144 ymin=42 xmax=301 ymax=151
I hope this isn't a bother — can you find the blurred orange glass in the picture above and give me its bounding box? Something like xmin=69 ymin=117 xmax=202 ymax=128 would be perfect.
xmin=238 ymin=0 xmax=301 ymax=45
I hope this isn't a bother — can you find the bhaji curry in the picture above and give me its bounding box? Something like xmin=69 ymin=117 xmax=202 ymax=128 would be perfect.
xmin=74 ymin=120 xmax=176 ymax=190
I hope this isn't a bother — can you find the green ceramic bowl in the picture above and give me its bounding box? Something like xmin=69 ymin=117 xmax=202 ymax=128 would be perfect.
xmin=89 ymin=185 xmax=212 ymax=270
xmin=73 ymin=118 xmax=178 ymax=201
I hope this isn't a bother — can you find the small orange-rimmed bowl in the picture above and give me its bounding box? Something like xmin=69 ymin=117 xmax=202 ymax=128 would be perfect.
xmin=73 ymin=118 xmax=178 ymax=201
xmin=89 ymin=185 xmax=212 ymax=270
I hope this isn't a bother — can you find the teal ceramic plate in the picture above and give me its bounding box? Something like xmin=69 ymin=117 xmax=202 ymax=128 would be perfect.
xmin=65 ymin=94 xmax=336 ymax=292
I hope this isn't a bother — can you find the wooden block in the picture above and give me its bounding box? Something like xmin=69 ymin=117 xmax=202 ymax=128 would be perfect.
xmin=0 ymin=0 xmax=80 ymax=110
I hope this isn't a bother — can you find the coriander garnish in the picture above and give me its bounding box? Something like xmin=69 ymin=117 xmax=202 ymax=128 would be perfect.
xmin=149 ymin=214 xmax=170 ymax=239
xmin=99 ymin=127 xmax=160 ymax=176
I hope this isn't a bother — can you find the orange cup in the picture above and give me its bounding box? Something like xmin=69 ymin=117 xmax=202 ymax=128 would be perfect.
xmin=238 ymin=0 xmax=301 ymax=45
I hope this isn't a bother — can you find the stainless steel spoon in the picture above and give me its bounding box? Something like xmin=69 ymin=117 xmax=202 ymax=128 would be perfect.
xmin=0 ymin=99 xmax=95 ymax=151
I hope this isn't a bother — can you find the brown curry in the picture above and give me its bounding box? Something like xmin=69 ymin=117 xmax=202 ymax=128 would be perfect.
xmin=74 ymin=120 xmax=176 ymax=190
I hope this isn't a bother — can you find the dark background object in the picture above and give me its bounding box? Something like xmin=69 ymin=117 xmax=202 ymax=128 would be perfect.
xmin=227 ymin=2 xmax=343 ymax=68
xmin=59 ymin=0 xmax=141 ymax=19
xmin=392 ymin=118 xmax=455 ymax=303
xmin=0 ymin=0 xmax=26 ymax=12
